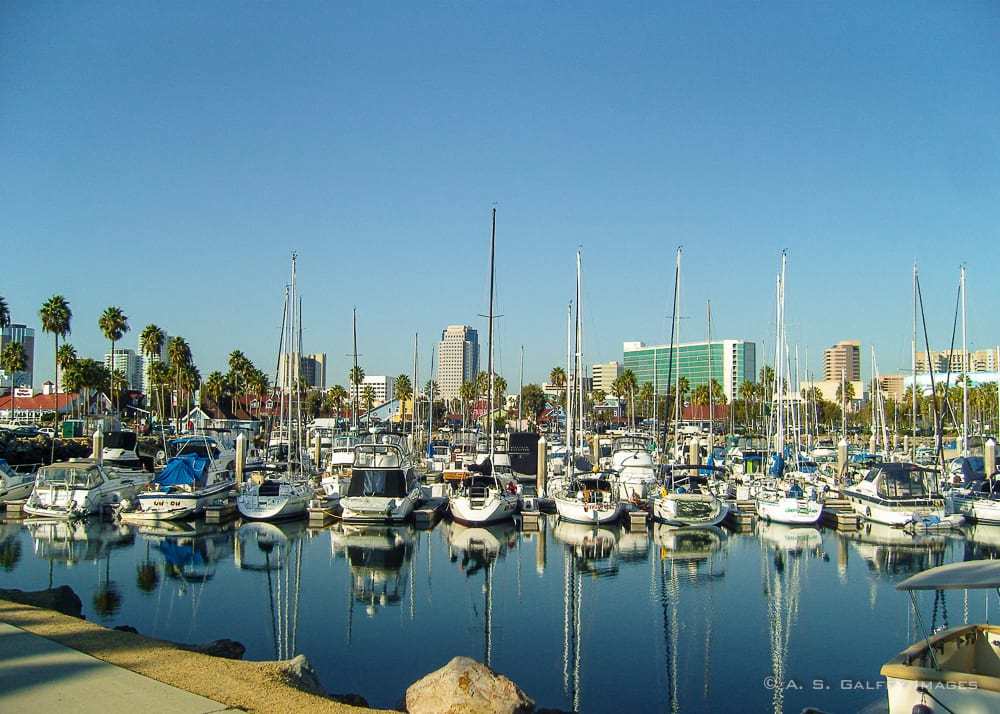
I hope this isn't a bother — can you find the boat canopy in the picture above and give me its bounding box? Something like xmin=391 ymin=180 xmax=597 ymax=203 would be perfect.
xmin=348 ymin=469 xmax=408 ymax=497
xmin=897 ymin=559 xmax=1000 ymax=591
xmin=36 ymin=463 xmax=104 ymax=488
xmin=105 ymin=431 xmax=137 ymax=451
xmin=156 ymin=454 xmax=209 ymax=488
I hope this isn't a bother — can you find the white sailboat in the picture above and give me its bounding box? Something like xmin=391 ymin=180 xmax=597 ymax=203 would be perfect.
xmin=237 ymin=254 xmax=313 ymax=521
xmin=449 ymin=209 xmax=518 ymax=525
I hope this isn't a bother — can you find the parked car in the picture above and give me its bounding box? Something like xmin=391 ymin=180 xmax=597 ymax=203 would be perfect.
xmin=38 ymin=427 xmax=55 ymax=438
xmin=12 ymin=425 xmax=39 ymax=437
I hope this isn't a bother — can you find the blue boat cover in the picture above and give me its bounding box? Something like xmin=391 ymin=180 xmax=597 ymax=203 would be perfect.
xmin=156 ymin=454 xmax=209 ymax=488
xmin=769 ymin=452 xmax=785 ymax=477
xmin=157 ymin=539 xmax=206 ymax=569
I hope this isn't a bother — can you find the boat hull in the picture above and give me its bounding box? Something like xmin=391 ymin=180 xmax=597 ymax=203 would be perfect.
xmin=449 ymin=493 xmax=518 ymax=525
xmin=553 ymin=495 xmax=623 ymax=524
xmin=128 ymin=481 xmax=234 ymax=521
xmin=653 ymin=494 xmax=730 ymax=528
xmin=947 ymin=492 xmax=1000 ymax=524
xmin=236 ymin=483 xmax=311 ymax=521
xmin=845 ymin=490 xmax=945 ymax=526
xmin=755 ymin=496 xmax=822 ymax=525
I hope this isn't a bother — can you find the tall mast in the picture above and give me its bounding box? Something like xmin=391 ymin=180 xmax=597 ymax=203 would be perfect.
xmin=575 ymin=250 xmax=583 ymax=445
xmin=911 ymin=263 xmax=918 ymax=457
xmin=428 ymin=346 xmax=434 ymax=441
xmin=352 ymin=307 xmax=359 ymax=432
xmin=412 ymin=333 xmax=418 ymax=439
xmin=571 ymin=253 xmax=581 ymax=463
xmin=662 ymin=248 xmax=680 ymax=462
xmin=775 ymin=253 xmax=786 ymax=454
xmin=566 ymin=301 xmax=573 ymax=479
xmin=673 ymin=249 xmax=683 ymax=454
xmin=707 ymin=300 xmax=714 ymax=452
xmin=961 ymin=264 xmax=969 ymax=456
xmin=487 ymin=207 xmax=496 ymax=459
xmin=518 ymin=345 xmax=524 ymax=427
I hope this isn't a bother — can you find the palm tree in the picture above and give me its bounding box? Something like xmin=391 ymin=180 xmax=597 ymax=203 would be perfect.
xmin=394 ymin=374 xmax=413 ymax=432
xmin=361 ymin=384 xmax=376 ymax=417
xmin=227 ymin=350 xmax=250 ymax=407
xmin=139 ymin=324 xmax=166 ymax=423
xmin=493 ymin=375 xmax=507 ymax=407
xmin=203 ymin=371 xmax=228 ymax=410
xmin=326 ymin=384 xmax=348 ymax=419
xmin=459 ymin=380 xmax=476 ymax=429
xmin=147 ymin=360 xmax=170 ymax=422
xmin=56 ymin=344 xmax=77 ymax=418
xmin=39 ymin=295 xmax=72 ymax=459
xmin=167 ymin=337 xmax=192 ymax=429
xmin=1 ymin=342 xmax=26 ymax=421
xmin=98 ymin=306 xmax=130 ymax=413
xmin=349 ymin=365 xmax=365 ymax=425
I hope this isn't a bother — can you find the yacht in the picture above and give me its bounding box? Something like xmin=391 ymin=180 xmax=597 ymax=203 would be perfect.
xmin=553 ymin=473 xmax=624 ymax=524
xmin=610 ymin=434 xmax=657 ymax=502
xmin=755 ymin=479 xmax=823 ymax=525
xmin=882 ymin=560 xmax=1000 ymax=713
xmin=102 ymin=430 xmax=143 ymax=470
xmin=24 ymin=460 xmax=151 ymax=519
xmin=945 ymin=477 xmax=1000 ymax=524
xmin=449 ymin=459 xmax=519 ymax=525
xmin=319 ymin=433 xmax=359 ymax=501
xmin=844 ymin=462 xmax=945 ymax=526
xmin=341 ymin=438 xmax=421 ymax=523
xmin=652 ymin=465 xmax=730 ymax=527
xmin=0 ymin=458 xmax=36 ymax=503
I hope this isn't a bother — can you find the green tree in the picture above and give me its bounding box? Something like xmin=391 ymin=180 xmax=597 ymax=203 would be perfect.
xmin=139 ymin=324 xmax=166 ymax=422
xmin=167 ymin=337 xmax=192 ymax=428
xmin=147 ymin=360 xmax=171 ymax=421
xmin=56 ymin=344 xmax=77 ymax=416
xmin=39 ymin=295 xmax=72 ymax=459
xmin=203 ymin=371 xmax=228 ymax=408
xmin=1 ymin=342 xmax=27 ymax=420
xmin=325 ymin=384 xmax=348 ymax=418
xmin=521 ymin=383 xmax=547 ymax=421
xmin=459 ymin=380 xmax=476 ymax=429
xmin=349 ymin=365 xmax=365 ymax=424
xmin=394 ymin=374 xmax=413 ymax=431
xmin=98 ymin=306 xmax=130 ymax=414
xmin=361 ymin=384 xmax=376 ymax=415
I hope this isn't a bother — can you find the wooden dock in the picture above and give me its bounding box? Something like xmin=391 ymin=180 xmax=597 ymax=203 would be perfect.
xmin=203 ymin=503 xmax=237 ymax=525
xmin=520 ymin=510 xmax=541 ymax=531
xmin=414 ymin=497 xmax=447 ymax=529
xmin=821 ymin=498 xmax=859 ymax=531
xmin=2 ymin=500 xmax=26 ymax=518
xmin=628 ymin=509 xmax=648 ymax=532
xmin=724 ymin=500 xmax=756 ymax=531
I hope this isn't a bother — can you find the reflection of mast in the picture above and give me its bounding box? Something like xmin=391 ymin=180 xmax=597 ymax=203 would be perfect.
xmin=763 ymin=544 xmax=803 ymax=714
xmin=484 ymin=559 xmax=493 ymax=667
xmin=562 ymin=547 xmax=581 ymax=710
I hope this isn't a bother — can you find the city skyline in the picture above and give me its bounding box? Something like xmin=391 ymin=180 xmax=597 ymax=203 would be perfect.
xmin=3 ymin=4 xmax=998 ymax=388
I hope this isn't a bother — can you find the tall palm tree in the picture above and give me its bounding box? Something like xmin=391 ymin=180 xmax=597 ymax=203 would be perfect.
xmin=139 ymin=324 xmax=166 ymax=423
xmin=1 ymin=342 xmax=27 ymax=422
xmin=56 ymin=344 xmax=77 ymax=419
xmin=326 ymin=384 xmax=348 ymax=419
xmin=361 ymin=384 xmax=376 ymax=416
xmin=459 ymin=380 xmax=476 ymax=430
xmin=493 ymin=375 xmax=507 ymax=408
xmin=349 ymin=365 xmax=365 ymax=425
xmin=203 ymin=371 xmax=228 ymax=410
xmin=147 ymin=360 xmax=170 ymax=422
xmin=167 ymin=336 xmax=192 ymax=429
xmin=98 ymin=306 xmax=130 ymax=414
xmin=39 ymin=295 xmax=72 ymax=458
xmin=394 ymin=374 xmax=413 ymax=432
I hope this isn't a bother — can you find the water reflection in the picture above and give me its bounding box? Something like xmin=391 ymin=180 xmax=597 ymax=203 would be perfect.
xmin=235 ymin=521 xmax=305 ymax=660
xmin=0 ymin=521 xmax=22 ymax=572
xmin=331 ymin=525 xmax=414 ymax=618
xmin=843 ymin=521 xmax=949 ymax=578
xmin=551 ymin=520 xmax=618 ymax=578
xmin=140 ymin=521 xmax=235 ymax=585
xmin=26 ymin=519 xmax=134 ymax=565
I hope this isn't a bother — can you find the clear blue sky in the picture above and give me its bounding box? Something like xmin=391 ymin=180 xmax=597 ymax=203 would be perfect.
xmin=3 ymin=2 xmax=999 ymax=387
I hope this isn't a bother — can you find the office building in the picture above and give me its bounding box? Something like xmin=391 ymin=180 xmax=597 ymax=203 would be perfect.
xmin=104 ymin=348 xmax=143 ymax=391
xmin=300 ymin=353 xmax=327 ymax=390
xmin=591 ymin=361 xmax=622 ymax=394
xmin=0 ymin=324 xmax=35 ymax=389
xmin=823 ymin=340 xmax=861 ymax=382
xmin=351 ymin=375 xmax=394 ymax=406
xmin=623 ymin=339 xmax=756 ymax=402
xmin=436 ymin=325 xmax=480 ymax=401
xmin=915 ymin=348 xmax=999 ymax=374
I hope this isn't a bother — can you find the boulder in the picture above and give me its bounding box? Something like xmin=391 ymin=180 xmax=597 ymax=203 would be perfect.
xmin=0 ymin=585 xmax=83 ymax=618
xmin=277 ymin=654 xmax=326 ymax=695
xmin=179 ymin=638 xmax=246 ymax=660
xmin=114 ymin=625 xmax=139 ymax=634
xmin=330 ymin=693 xmax=369 ymax=708
xmin=405 ymin=656 xmax=534 ymax=714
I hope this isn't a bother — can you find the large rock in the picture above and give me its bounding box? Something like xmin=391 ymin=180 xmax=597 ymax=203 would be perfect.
xmin=405 ymin=656 xmax=534 ymax=714
xmin=179 ymin=638 xmax=246 ymax=660
xmin=0 ymin=585 xmax=83 ymax=618
xmin=277 ymin=654 xmax=326 ymax=695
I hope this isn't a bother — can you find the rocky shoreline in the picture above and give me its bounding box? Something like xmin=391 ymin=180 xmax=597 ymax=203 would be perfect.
xmin=0 ymin=585 xmax=550 ymax=714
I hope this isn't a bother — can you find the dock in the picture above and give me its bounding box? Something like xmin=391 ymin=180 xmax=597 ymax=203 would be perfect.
xmin=413 ymin=497 xmax=447 ymax=529
xmin=203 ymin=502 xmax=238 ymax=525
xmin=520 ymin=510 xmax=541 ymax=531
xmin=2 ymin=500 xmax=26 ymax=518
xmin=628 ymin=509 xmax=648 ymax=532
xmin=821 ymin=498 xmax=860 ymax=531
xmin=724 ymin=500 xmax=756 ymax=531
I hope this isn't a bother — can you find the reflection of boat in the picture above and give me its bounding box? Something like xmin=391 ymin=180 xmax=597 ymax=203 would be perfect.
xmin=652 ymin=524 xmax=727 ymax=561
xmin=25 ymin=460 xmax=151 ymax=519
xmin=25 ymin=518 xmax=135 ymax=564
xmin=616 ymin=526 xmax=649 ymax=562
xmin=446 ymin=521 xmax=516 ymax=559
xmin=332 ymin=525 xmax=414 ymax=616
xmin=234 ymin=520 xmax=305 ymax=660
xmin=844 ymin=462 xmax=945 ymax=526
xmin=882 ymin=561 xmax=1000 ymax=713
xmin=552 ymin=519 xmax=618 ymax=578
xmin=144 ymin=525 xmax=234 ymax=583
xmin=756 ymin=521 xmax=822 ymax=553
xmin=842 ymin=521 xmax=949 ymax=578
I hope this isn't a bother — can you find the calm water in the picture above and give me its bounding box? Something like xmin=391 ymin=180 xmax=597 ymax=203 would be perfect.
xmin=1 ymin=514 xmax=997 ymax=713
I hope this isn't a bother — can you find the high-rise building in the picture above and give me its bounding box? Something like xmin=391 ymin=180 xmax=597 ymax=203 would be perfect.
xmin=436 ymin=325 xmax=479 ymax=401
xmin=0 ymin=324 xmax=35 ymax=390
xmin=351 ymin=375 xmax=394 ymax=406
xmin=915 ymin=348 xmax=999 ymax=374
xmin=105 ymin=348 xmax=143 ymax=391
xmin=300 ymin=353 xmax=327 ymax=390
xmin=823 ymin=340 xmax=861 ymax=382
xmin=591 ymin=361 xmax=622 ymax=394
xmin=139 ymin=332 xmax=170 ymax=396
xmin=623 ymin=340 xmax=756 ymax=402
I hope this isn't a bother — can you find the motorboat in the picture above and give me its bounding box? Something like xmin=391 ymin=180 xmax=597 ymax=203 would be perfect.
xmin=844 ymin=462 xmax=945 ymax=526
xmin=448 ymin=458 xmax=519 ymax=525
xmin=610 ymin=434 xmax=657 ymax=502
xmin=553 ymin=473 xmax=624 ymax=525
xmin=340 ymin=439 xmax=421 ymax=523
xmin=319 ymin=433 xmax=359 ymax=501
xmin=652 ymin=465 xmax=730 ymax=528
xmin=24 ymin=460 xmax=151 ymax=519
xmin=102 ymin=430 xmax=144 ymax=470
xmin=947 ymin=477 xmax=1000 ymax=525
xmin=119 ymin=448 xmax=235 ymax=522
xmin=0 ymin=458 xmax=36 ymax=503
xmin=755 ymin=480 xmax=822 ymax=525
xmin=882 ymin=560 xmax=1000 ymax=713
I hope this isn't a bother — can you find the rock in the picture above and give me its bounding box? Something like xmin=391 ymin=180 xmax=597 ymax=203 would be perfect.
xmin=277 ymin=654 xmax=326 ymax=695
xmin=114 ymin=625 xmax=139 ymax=634
xmin=179 ymin=638 xmax=246 ymax=660
xmin=330 ymin=693 xmax=369 ymax=707
xmin=0 ymin=585 xmax=83 ymax=618
xmin=405 ymin=656 xmax=534 ymax=714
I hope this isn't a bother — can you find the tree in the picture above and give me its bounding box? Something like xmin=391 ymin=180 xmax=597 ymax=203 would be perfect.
xmin=549 ymin=366 xmax=566 ymax=406
xmin=521 ymin=383 xmax=547 ymax=421
xmin=361 ymin=384 xmax=376 ymax=415
xmin=835 ymin=380 xmax=856 ymax=406
xmin=394 ymin=374 xmax=413 ymax=431
xmin=39 ymin=295 xmax=72 ymax=459
xmin=167 ymin=337 xmax=192 ymax=428
xmin=325 ymin=384 xmax=348 ymax=418
xmin=56 ymin=344 xmax=77 ymax=415
xmin=1 ymin=342 xmax=27 ymax=420
xmin=98 ymin=306 xmax=130 ymax=414
xmin=147 ymin=360 xmax=170 ymax=421
xmin=139 ymin=324 xmax=166 ymax=422
xmin=638 ymin=382 xmax=654 ymax=417
xmin=349 ymin=365 xmax=365 ymax=424
xmin=493 ymin=375 xmax=507 ymax=406
xmin=304 ymin=390 xmax=322 ymax=419
xmin=459 ymin=380 xmax=476 ymax=429
xmin=203 ymin=371 xmax=228 ymax=409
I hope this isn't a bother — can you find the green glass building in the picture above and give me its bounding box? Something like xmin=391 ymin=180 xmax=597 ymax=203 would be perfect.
xmin=622 ymin=340 xmax=756 ymax=401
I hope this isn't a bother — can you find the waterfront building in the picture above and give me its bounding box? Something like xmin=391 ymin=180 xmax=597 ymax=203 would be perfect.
xmin=878 ymin=374 xmax=907 ymax=402
xmin=623 ymin=340 xmax=756 ymax=402
xmin=351 ymin=375 xmax=393 ymax=406
xmin=436 ymin=325 xmax=479 ymax=401
xmin=915 ymin=348 xmax=999 ymax=374
xmin=104 ymin=348 xmax=143 ymax=391
xmin=0 ymin=324 xmax=35 ymax=389
xmin=277 ymin=352 xmax=327 ymax=391
xmin=591 ymin=361 xmax=622 ymax=394
xmin=823 ymin=340 xmax=861 ymax=382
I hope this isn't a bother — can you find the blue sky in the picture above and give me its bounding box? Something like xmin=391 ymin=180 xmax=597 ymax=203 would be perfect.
xmin=3 ymin=2 xmax=999 ymax=387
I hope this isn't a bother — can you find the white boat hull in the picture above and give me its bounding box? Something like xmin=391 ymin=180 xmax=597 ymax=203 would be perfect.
xmin=554 ymin=494 xmax=624 ymax=524
xmin=846 ymin=492 xmax=944 ymax=526
xmin=653 ymin=493 xmax=730 ymax=528
xmin=449 ymin=493 xmax=518 ymax=525
xmin=237 ymin=483 xmax=311 ymax=520
xmin=755 ymin=496 xmax=822 ymax=525
xmin=947 ymin=492 xmax=1000 ymax=525
xmin=341 ymin=492 xmax=420 ymax=523
xmin=128 ymin=481 xmax=234 ymax=521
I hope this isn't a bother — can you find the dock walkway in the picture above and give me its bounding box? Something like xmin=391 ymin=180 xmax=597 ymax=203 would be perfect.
xmin=0 ymin=622 xmax=239 ymax=714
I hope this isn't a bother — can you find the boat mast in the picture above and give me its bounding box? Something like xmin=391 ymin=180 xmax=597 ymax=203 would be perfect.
xmin=911 ymin=263 xmax=918 ymax=458
xmin=707 ymin=300 xmax=714 ymax=454
xmin=672 ymin=249 xmax=683 ymax=457
xmin=487 ymin=207 xmax=496 ymax=461
xmin=961 ymin=264 xmax=969 ymax=456
xmin=775 ymin=253 xmax=786 ymax=456
xmin=352 ymin=307 xmax=359 ymax=432
xmin=565 ymin=300 xmax=573 ymax=479
xmin=428 ymin=347 xmax=434 ymax=443
xmin=412 ymin=333 xmax=418 ymax=440
xmin=518 ymin=344 xmax=524 ymax=427
xmin=662 ymin=248 xmax=680 ymax=463
xmin=575 ymin=250 xmax=583 ymax=449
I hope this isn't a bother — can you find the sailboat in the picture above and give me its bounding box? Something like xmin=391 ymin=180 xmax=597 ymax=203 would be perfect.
xmin=237 ymin=254 xmax=313 ymax=520
xmin=755 ymin=253 xmax=822 ymax=525
xmin=554 ymin=250 xmax=624 ymax=525
xmin=449 ymin=209 xmax=519 ymax=525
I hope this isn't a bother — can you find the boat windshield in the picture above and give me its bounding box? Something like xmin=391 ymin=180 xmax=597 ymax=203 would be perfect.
xmin=170 ymin=439 xmax=219 ymax=459
xmin=37 ymin=465 xmax=103 ymax=489
xmin=347 ymin=469 xmax=408 ymax=497
xmin=613 ymin=437 xmax=649 ymax=452
xmin=875 ymin=465 xmax=934 ymax=499
xmin=105 ymin=432 xmax=137 ymax=451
